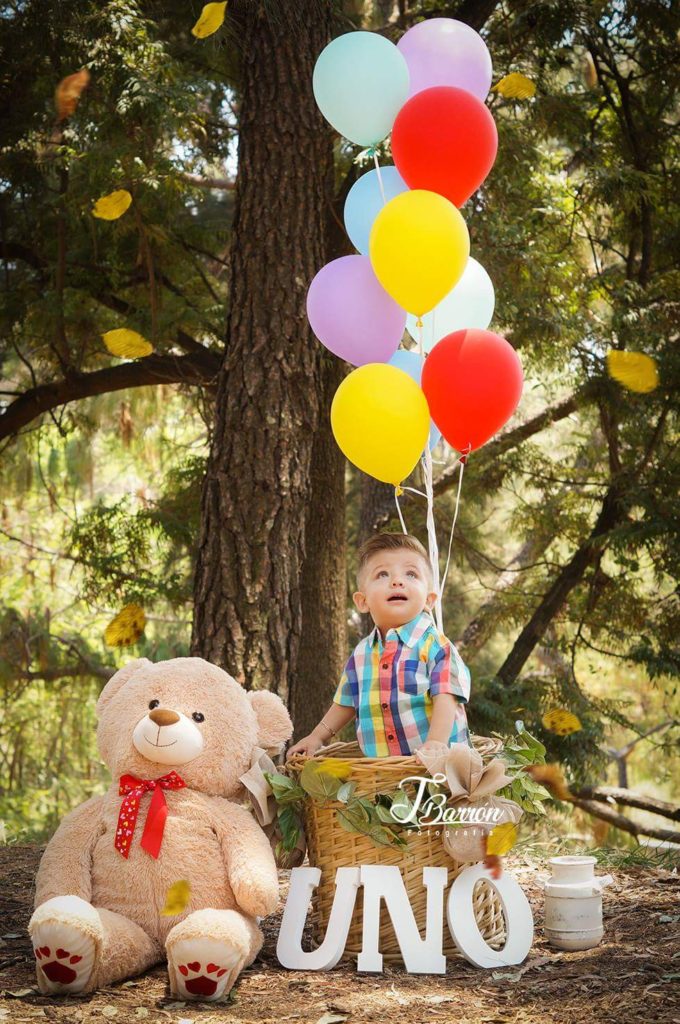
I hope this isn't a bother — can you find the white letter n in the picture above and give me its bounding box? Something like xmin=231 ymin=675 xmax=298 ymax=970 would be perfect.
xmin=357 ymin=865 xmax=447 ymax=974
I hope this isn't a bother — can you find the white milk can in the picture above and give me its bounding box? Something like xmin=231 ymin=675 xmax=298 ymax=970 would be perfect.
xmin=538 ymin=855 xmax=613 ymax=951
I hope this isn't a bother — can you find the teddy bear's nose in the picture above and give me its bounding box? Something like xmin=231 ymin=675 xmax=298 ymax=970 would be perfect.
xmin=148 ymin=708 xmax=180 ymax=727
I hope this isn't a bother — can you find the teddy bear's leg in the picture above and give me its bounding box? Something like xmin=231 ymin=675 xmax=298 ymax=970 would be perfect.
xmin=166 ymin=908 xmax=262 ymax=1002
xmin=94 ymin=907 xmax=162 ymax=988
xmin=30 ymin=896 xmax=161 ymax=995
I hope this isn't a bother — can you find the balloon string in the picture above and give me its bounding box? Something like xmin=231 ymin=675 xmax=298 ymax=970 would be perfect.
xmin=373 ymin=152 xmax=386 ymax=206
xmin=402 ymin=485 xmax=427 ymax=499
xmin=394 ymin=487 xmax=408 ymax=534
xmin=438 ymin=449 xmax=469 ymax=607
xmin=423 ymin=443 xmax=443 ymax=633
xmin=417 ymin=319 xmax=444 ymax=633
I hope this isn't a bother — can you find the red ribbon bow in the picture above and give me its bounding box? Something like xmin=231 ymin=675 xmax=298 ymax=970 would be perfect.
xmin=115 ymin=771 xmax=185 ymax=859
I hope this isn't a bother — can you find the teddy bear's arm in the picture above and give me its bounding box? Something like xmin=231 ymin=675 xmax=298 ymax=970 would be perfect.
xmin=34 ymin=794 xmax=105 ymax=908
xmin=213 ymin=802 xmax=280 ymax=919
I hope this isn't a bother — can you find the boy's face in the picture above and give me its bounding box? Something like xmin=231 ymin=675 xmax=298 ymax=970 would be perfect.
xmin=354 ymin=549 xmax=437 ymax=632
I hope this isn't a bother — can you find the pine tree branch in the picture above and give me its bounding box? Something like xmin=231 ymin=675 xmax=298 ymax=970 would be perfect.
xmin=0 ymin=350 xmax=220 ymax=441
xmin=3 ymin=241 xmax=213 ymax=358
xmin=495 ymin=484 xmax=627 ymax=686
xmin=433 ymin=385 xmax=597 ymax=498
xmin=181 ymin=172 xmax=235 ymax=191
xmin=16 ymin=664 xmax=112 ymax=682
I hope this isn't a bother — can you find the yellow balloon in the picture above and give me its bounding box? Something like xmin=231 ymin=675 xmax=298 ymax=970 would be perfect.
xmin=331 ymin=364 xmax=430 ymax=486
xmin=369 ymin=190 xmax=470 ymax=316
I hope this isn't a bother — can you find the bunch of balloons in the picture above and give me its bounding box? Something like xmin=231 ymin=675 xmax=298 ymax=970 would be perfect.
xmin=308 ymin=18 xmax=524 ymax=487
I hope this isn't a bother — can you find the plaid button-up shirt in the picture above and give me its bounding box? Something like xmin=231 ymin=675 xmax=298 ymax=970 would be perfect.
xmin=333 ymin=611 xmax=470 ymax=757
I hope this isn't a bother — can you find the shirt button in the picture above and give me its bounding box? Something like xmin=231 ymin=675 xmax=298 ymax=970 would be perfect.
xmin=388 ymin=734 xmax=394 ymax=741
xmin=382 ymin=662 xmax=389 ymax=669
xmin=382 ymin=702 xmax=388 ymax=709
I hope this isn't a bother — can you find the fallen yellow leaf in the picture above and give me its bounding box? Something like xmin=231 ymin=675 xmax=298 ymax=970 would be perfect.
xmin=526 ymin=763 xmax=571 ymax=802
xmin=493 ymin=72 xmax=536 ymax=99
xmin=55 ymin=69 xmax=90 ymax=122
xmin=486 ymin=821 xmax=517 ymax=856
xmin=542 ymin=708 xmax=582 ymax=736
xmin=102 ymin=329 xmax=153 ymax=359
xmin=314 ymin=758 xmax=353 ymax=780
xmin=606 ymin=350 xmax=659 ymax=394
xmin=191 ymin=1 xmax=227 ymax=39
xmin=591 ymin=818 xmax=610 ymax=846
xmin=92 ymin=189 xmax=132 ymax=221
xmin=104 ymin=604 xmax=146 ymax=648
xmin=161 ymin=880 xmax=191 ymax=916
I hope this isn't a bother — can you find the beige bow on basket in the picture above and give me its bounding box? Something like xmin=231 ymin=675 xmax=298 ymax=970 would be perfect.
xmin=416 ymin=741 xmax=523 ymax=862
xmin=239 ymin=747 xmax=307 ymax=868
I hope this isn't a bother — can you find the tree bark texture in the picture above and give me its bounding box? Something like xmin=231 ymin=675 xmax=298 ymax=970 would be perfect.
xmin=191 ymin=1 xmax=338 ymax=698
xmin=290 ymin=351 xmax=347 ymax=738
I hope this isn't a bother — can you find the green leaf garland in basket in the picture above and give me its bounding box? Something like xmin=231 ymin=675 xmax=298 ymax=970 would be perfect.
xmin=268 ymin=729 xmax=551 ymax=857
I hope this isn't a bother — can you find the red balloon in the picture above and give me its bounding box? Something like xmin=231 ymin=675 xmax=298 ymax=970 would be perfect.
xmin=421 ymin=329 xmax=523 ymax=453
xmin=392 ymin=86 xmax=498 ymax=207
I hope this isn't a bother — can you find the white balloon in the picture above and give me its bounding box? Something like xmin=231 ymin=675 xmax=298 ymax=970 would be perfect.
xmin=406 ymin=257 xmax=495 ymax=352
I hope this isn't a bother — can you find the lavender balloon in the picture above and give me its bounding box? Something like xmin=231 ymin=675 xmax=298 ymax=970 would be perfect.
xmin=397 ymin=18 xmax=492 ymax=101
xmin=307 ymin=256 xmax=406 ymax=367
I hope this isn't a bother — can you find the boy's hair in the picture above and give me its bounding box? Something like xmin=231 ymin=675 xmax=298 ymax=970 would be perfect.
xmin=358 ymin=533 xmax=434 ymax=587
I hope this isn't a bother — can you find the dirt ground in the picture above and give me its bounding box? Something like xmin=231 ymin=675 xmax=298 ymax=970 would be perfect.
xmin=1 ymin=846 xmax=679 ymax=1024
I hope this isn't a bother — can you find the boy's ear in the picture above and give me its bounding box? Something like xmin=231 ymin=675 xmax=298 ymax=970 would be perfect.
xmin=353 ymin=590 xmax=368 ymax=614
xmin=424 ymin=591 xmax=438 ymax=611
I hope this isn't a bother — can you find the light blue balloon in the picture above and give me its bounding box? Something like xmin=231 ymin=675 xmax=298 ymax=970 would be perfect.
xmin=344 ymin=166 xmax=409 ymax=255
xmin=313 ymin=32 xmax=410 ymax=147
xmin=388 ymin=350 xmax=441 ymax=451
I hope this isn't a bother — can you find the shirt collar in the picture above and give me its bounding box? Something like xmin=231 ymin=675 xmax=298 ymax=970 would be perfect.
xmin=368 ymin=611 xmax=435 ymax=650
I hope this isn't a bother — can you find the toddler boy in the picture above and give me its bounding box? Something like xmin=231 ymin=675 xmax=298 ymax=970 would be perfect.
xmin=287 ymin=533 xmax=470 ymax=759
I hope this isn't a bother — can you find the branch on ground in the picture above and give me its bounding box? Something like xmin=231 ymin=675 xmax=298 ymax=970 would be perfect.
xmin=571 ymin=785 xmax=680 ymax=823
xmin=528 ymin=764 xmax=680 ymax=845
xmin=570 ymin=796 xmax=680 ymax=845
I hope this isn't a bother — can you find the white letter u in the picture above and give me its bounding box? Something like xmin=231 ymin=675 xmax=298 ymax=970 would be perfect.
xmin=276 ymin=866 xmax=360 ymax=970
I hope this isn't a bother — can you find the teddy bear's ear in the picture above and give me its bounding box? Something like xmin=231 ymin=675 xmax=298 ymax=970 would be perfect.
xmin=247 ymin=690 xmax=293 ymax=755
xmin=96 ymin=658 xmax=151 ymax=717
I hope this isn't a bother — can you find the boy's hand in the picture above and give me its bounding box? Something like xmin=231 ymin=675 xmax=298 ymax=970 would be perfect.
xmin=418 ymin=739 xmax=449 ymax=755
xmin=286 ymin=733 xmax=324 ymax=760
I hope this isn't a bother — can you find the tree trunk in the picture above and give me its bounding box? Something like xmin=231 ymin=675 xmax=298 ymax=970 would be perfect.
xmin=191 ymin=0 xmax=337 ymax=699
xmin=291 ymin=352 xmax=347 ymax=738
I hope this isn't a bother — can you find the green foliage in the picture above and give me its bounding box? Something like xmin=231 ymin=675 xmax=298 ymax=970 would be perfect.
xmin=498 ymin=724 xmax=552 ymax=815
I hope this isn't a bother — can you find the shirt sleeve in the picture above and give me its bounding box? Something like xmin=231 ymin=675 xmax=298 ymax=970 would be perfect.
xmin=428 ymin=636 xmax=471 ymax=703
xmin=333 ymin=651 xmax=358 ymax=708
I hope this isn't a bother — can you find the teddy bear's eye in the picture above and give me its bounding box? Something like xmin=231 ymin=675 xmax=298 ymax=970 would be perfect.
xmin=192 ymin=712 xmax=205 ymax=723
xmin=148 ymin=699 xmax=160 ymax=710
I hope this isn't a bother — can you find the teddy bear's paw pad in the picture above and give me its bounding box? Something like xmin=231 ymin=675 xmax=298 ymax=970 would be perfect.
xmin=32 ymin=920 xmax=95 ymax=993
xmin=170 ymin=938 xmax=242 ymax=1001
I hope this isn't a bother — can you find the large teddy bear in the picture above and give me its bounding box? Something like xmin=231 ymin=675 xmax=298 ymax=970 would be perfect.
xmin=29 ymin=657 xmax=293 ymax=1001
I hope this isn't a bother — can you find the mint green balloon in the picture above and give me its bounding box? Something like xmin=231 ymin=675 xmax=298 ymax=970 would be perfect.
xmin=313 ymin=32 xmax=410 ymax=147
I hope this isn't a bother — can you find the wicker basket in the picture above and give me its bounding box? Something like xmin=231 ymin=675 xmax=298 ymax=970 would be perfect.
xmin=289 ymin=737 xmax=506 ymax=960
